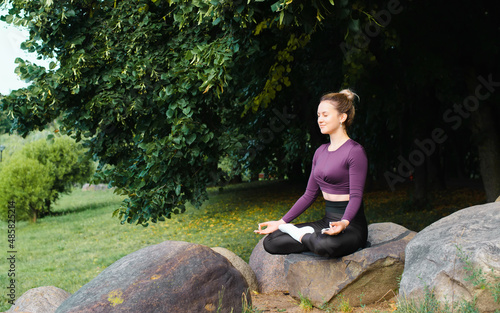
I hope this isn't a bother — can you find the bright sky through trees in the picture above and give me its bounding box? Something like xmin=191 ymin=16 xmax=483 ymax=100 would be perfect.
xmin=0 ymin=8 xmax=51 ymax=95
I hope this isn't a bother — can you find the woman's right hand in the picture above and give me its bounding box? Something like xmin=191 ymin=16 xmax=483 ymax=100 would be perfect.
xmin=254 ymin=219 xmax=286 ymax=235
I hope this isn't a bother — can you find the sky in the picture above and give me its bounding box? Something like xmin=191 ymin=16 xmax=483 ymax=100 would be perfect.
xmin=0 ymin=9 xmax=51 ymax=96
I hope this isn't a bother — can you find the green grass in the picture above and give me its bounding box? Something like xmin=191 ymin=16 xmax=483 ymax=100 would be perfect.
xmin=299 ymin=292 xmax=314 ymax=311
xmin=394 ymin=286 xmax=483 ymax=313
xmin=0 ymin=180 xmax=486 ymax=311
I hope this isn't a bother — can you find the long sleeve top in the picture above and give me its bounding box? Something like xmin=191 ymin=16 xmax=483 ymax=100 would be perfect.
xmin=281 ymin=139 xmax=368 ymax=223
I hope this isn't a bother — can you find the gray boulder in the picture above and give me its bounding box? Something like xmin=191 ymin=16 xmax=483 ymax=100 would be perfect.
xmin=81 ymin=183 xmax=108 ymax=191
xmin=250 ymin=222 xmax=415 ymax=307
xmin=400 ymin=201 xmax=500 ymax=312
xmin=56 ymin=241 xmax=249 ymax=313
xmin=7 ymin=286 xmax=71 ymax=313
xmin=212 ymin=247 xmax=259 ymax=292
xmin=287 ymin=223 xmax=415 ymax=307
xmin=249 ymin=239 xmax=288 ymax=293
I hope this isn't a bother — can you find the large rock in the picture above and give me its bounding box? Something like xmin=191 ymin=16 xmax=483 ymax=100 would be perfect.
xmin=288 ymin=223 xmax=415 ymax=307
xmin=400 ymin=202 xmax=500 ymax=312
xmin=249 ymin=239 xmax=288 ymax=293
xmin=56 ymin=241 xmax=249 ymax=313
xmin=7 ymin=286 xmax=71 ymax=313
xmin=212 ymin=247 xmax=259 ymax=292
xmin=250 ymin=222 xmax=415 ymax=307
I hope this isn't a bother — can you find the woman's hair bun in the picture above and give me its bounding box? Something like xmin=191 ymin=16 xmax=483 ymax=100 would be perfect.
xmin=339 ymin=89 xmax=359 ymax=102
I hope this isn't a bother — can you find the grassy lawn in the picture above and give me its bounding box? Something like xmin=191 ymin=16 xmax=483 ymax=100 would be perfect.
xmin=0 ymin=181 xmax=486 ymax=311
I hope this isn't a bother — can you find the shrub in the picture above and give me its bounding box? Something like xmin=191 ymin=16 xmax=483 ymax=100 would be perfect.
xmin=0 ymin=155 xmax=53 ymax=222
xmin=0 ymin=135 xmax=94 ymax=222
xmin=21 ymin=136 xmax=94 ymax=213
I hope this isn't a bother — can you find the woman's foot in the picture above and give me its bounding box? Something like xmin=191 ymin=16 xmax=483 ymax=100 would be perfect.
xmin=278 ymin=224 xmax=314 ymax=243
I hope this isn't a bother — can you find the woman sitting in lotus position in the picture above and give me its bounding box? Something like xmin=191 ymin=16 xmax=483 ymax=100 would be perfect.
xmin=254 ymin=89 xmax=368 ymax=258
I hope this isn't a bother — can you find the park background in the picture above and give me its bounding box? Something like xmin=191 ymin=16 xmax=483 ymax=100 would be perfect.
xmin=0 ymin=0 xmax=499 ymax=312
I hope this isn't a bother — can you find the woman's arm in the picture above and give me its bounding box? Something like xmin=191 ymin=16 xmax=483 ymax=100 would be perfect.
xmin=254 ymin=147 xmax=322 ymax=234
xmin=280 ymin=150 xmax=322 ymax=223
xmin=341 ymin=144 xmax=368 ymax=222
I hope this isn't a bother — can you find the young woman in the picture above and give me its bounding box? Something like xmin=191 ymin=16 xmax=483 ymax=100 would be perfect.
xmin=254 ymin=89 xmax=368 ymax=258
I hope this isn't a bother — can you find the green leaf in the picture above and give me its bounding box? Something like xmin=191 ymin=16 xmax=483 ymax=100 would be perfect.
xmin=236 ymin=5 xmax=245 ymax=14
xmin=271 ymin=1 xmax=282 ymax=12
xmin=186 ymin=133 xmax=196 ymax=145
xmin=71 ymin=35 xmax=86 ymax=46
xmin=212 ymin=17 xmax=221 ymax=25
xmin=348 ymin=19 xmax=360 ymax=32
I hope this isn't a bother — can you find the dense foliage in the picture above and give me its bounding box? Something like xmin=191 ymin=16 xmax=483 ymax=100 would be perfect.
xmin=0 ymin=108 xmax=12 ymax=134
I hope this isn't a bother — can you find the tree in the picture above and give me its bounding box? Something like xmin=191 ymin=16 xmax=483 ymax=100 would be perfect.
xmin=0 ymin=156 xmax=53 ymax=222
xmin=20 ymin=136 xmax=95 ymax=214
xmin=0 ymin=0 xmax=342 ymax=226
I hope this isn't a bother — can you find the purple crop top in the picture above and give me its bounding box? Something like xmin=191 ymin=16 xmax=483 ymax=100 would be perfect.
xmin=282 ymin=139 xmax=368 ymax=223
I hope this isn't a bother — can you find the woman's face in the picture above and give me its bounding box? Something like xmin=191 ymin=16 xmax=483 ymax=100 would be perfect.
xmin=317 ymin=100 xmax=343 ymax=135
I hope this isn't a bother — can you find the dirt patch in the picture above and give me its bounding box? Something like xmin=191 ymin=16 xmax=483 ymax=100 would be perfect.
xmin=251 ymin=291 xmax=397 ymax=312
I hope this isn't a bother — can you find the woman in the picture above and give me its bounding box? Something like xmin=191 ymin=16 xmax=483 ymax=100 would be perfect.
xmin=254 ymin=89 xmax=368 ymax=258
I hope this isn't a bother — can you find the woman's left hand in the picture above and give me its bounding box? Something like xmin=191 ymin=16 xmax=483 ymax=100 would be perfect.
xmin=321 ymin=220 xmax=348 ymax=235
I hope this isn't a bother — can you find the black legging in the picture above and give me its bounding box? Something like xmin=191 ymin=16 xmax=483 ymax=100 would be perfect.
xmin=263 ymin=201 xmax=368 ymax=258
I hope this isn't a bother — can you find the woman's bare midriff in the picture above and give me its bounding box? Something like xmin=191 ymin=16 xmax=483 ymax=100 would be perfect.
xmin=322 ymin=192 xmax=350 ymax=202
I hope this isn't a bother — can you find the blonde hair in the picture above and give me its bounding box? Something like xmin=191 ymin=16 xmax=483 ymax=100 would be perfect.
xmin=320 ymin=89 xmax=359 ymax=128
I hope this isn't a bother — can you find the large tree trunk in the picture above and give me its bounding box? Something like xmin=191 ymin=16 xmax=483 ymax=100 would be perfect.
xmin=466 ymin=71 xmax=500 ymax=202
xmin=471 ymin=102 xmax=500 ymax=202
